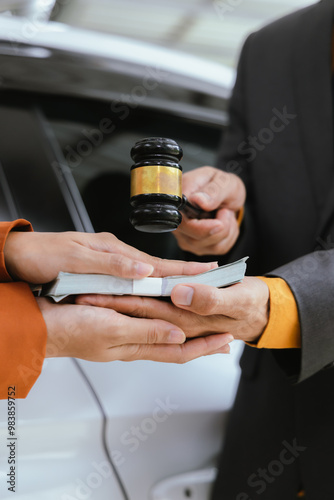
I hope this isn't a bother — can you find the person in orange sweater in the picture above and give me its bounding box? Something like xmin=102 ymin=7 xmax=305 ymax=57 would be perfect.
xmin=0 ymin=219 xmax=233 ymax=400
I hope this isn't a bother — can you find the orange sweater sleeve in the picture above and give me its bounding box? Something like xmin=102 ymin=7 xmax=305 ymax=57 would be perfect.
xmin=251 ymin=277 xmax=301 ymax=349
xmin=0 ymin=283 xmax=47 ymax=398
xmin=0 ymin=219 xmax=33 ymax=281
xmin=0 ymin=220 xmax=47 ymax=399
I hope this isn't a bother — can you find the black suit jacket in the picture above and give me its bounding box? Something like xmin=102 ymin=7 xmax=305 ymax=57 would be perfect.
xmin=212 ymin=2 xmax=334 ymax=499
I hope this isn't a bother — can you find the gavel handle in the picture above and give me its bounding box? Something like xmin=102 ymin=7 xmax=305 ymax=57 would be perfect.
xmin=180 ymin=195 xmax=216 ymax=220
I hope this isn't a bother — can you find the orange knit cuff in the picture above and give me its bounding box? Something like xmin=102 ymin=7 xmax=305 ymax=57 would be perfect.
xmin=247 ymin=277 xmax=301 ymax=349
xmin=0 ymin=219 xmax=33 ymax=282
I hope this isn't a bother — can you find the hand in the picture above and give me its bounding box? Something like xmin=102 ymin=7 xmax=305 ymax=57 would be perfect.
xmin=174 ymin=166 xmax=246 ymax=256
xmin=77 ymin=277 xmax=269 ymax=344
xmin=37 ymin=298 xmax=233 ymax=363
xmin=4 ymin=231 xmax=217 ymax=284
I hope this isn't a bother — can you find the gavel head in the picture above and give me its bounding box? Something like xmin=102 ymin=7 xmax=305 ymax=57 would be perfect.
xmin=129 ymin=137 xmax=184 ymax=233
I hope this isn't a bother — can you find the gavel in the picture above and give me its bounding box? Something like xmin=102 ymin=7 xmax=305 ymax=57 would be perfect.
xmin=129 ymin=137 xmax=213 ymax=233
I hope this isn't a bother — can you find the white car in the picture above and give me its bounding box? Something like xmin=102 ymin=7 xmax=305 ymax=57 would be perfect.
xmin=0 ymin=16 xmax=242 ymax=500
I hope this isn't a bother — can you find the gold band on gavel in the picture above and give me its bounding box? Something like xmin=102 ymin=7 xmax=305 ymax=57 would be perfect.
xmin=130 ymin=165 xmax=182 ymax=198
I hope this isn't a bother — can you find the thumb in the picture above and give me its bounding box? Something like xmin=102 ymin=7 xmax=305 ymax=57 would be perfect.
xmin=171 ymin=282 xmax=240 ymax=317
xmin=171 ymin=283 xmax=220 ymax=315
xmin=190 ymin=171 xmax=245 ymax=212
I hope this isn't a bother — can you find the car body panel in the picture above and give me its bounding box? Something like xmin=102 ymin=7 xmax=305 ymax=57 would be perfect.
xmin=0 ymin=358 xmax=126 ymax=500
xmin=77 ymin=347 xmax=243 ymax=500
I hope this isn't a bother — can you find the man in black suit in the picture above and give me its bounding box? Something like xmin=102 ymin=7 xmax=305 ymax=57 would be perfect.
xmin=177 ymin=1 xmax=334 ymax=498
xmin=85 ymin=1 xmax=334 ymax=497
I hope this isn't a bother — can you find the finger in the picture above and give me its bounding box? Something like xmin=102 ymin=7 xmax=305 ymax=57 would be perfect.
xmin=187 ymin=170 xmax=245 ymax=212
xmin=110 ymin=333 xmax=234 ymax=363
xmin=114 ymin=314 xmax=186 ymax=346
xmin=77 ymin=294 xmax=173 ymax=316
xmin=208 ymin=344 xmax=231 ymax=355
xmin=171 ymin=282 xmax=247 ymax=317
xmin=175 ymin=217 xmax=226 ymax=241
xmin=93 ymin=232 xmax=219 ymax=275
xmin=173 ymin=231 xmax=229 ymax=257
xmin=175 ymin=208 xmax=235 ymax=244
xmin=43 ymin=302 xmax=187 ymax=353
xmin=195 ymin=214 xmax=240 ymax=256
xmin=69 ymin=246 xmax=156 ymax=279
xmin=77 ymin=294 xmax=196 ymax=335
xmin=90 ymin=304 xmax=187 ymax=346
xmin=149 ymin=256 xmax=218 ymax=277
xmin=182 ymin=166 xmax=216 ymax=196
xmin=173 ymin=220 xmax=239 ymax=257
xmin=77 ymin=294 xmax=227 ymax=338
xmin=75 ymin=232 xmax=218 ymax=277
xmin=80 ymin=305 xmax=187 ymax=348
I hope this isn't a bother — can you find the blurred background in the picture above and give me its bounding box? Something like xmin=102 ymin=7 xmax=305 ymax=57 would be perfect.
xmin=1 ymin=0 xmax=317 ymax=67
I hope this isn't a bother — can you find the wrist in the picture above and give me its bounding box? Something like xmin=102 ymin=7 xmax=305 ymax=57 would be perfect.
xmin=237 ymin=277 xmax=270 ymax=344
xmin=36 ymin=297 xmax=65 ymax=359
